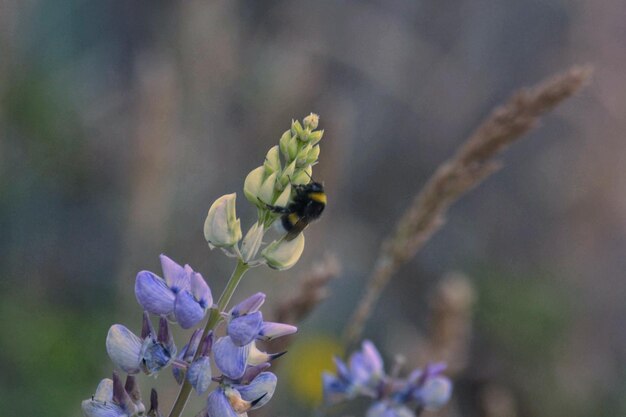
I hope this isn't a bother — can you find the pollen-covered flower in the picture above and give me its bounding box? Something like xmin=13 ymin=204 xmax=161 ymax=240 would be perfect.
xmin=106 ymin=313 xmax=176 ymax=375
xmin=135 ymin=254 xmax=213 ymax=329
xmin=81 ymin=372 xmax=144 ymax=417
xmin=323 ymin=340 xmax=452 ymax=417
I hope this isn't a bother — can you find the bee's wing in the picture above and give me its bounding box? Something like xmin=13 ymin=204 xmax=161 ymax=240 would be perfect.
xmin=284 ymin=218 xmax=309 ymax=241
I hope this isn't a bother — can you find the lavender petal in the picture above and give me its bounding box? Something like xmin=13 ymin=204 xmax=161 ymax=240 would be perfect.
xmin=159 ymin=254 xmax=188 ymax=293
xmin=206 ymin=388 xmax=238 ymax=417
xmin=106 ymin=324 xmax=143 ymax=374
xmin=187 ymin=356 xmax=213 ymax=394
xmin=258 ymin=321 xmax=297 ymax=341
xmin=213 ymin=336 xmax=250 ymax=380
xmin=228 ymin=312 xmax=263 ymax=346
xmin=174 ymin=290 xmax=206 ymax=329
xmin=135 ymin=271 xmax=175 ymax=315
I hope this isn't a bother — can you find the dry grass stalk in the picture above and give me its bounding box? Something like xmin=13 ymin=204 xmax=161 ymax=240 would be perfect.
xmin=343 ymin=65 xmax=593 ymax=345
xmin=421 ymin=272 xmax=476 ymax=375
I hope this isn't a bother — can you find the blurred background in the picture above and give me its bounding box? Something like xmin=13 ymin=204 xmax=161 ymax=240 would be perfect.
xmin=1 ymin=1 xmax=625 ymax=416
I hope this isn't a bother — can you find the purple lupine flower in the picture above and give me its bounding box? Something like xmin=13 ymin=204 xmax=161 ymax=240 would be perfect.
xmin=81 ymin=372 xmax=144 ymax=417
xmin=213 ymin=336 xmax=251 ymax=380
xmin=227 ymin=292 xmax=297 ymax=345
xmin=214 ymin=293 xmax=296 ymax=379
xmin=186 ymin=333 xmax=214 ymax=394
xmin=170 ymin=330 xmax=215 ymax=394
xmin=323 ymin=340 xmax=384 ymax=403
xmin=106 ymin=313 xmax=176 ymax=375
xmin=323 ymin=340 xmax=453 ymax=417
xmin=408 ymin=365 xmax=452 ymax=411
xmin=349 ymin=340 xmax=384 ymax=390
xmin=135 ymin=254 xmax=213 ymax=328
xmin=366 ymin=402 xmax=415 ymax=417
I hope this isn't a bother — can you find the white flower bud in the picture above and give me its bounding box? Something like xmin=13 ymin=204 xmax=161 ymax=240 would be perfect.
xmin=204 ymin=193 xmax=242 ymax=248
xmin=279 ymin=160 xmax=296 ymax=186
xmin=240 ymin=222 xmax=265 ymax=263
xmin=291 ymin=166 xmax=313 ymax=185
xmin=264 ymin=146 xmax=281 ymax=174
xmin=258 ymin=172 xmax=277 ymax=205
xmin=273 ymin=184 xmax=292 ymax=207
xmin=243 ymin=166 xmax=265 ymax=205
xmin=261 ymin=234 xmax=305 ymax=270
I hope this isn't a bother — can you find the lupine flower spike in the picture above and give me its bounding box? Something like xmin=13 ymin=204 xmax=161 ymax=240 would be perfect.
xmin=82 ymin=115 xmax=324 ymax=417
xmin=323 ymin=340 xmax=452 ymax=417
xmin=205 ymin=114 xmax=325 ymax=269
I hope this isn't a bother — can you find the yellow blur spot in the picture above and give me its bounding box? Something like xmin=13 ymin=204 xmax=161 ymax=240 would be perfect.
xmin=288 ymin=213 xmax=300 ymax=226
xmin=283 ymin=334 xmax=343 ymax=405
xmin=308 ymin=192 xmax=327 ymax=204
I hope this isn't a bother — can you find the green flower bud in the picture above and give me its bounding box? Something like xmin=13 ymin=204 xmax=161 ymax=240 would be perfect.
xmin=261 ymin=234 xmax=305 ymax=270
xmin=264 ymin=145 xmax=281 ymax=174
xmin=287 ymin=136 xmax=299 ymax=159
xmin=279 ymin=130 xmax=292 ymax=160
xmin=204 ymin=193 xmax=242 ymax=248
xmin=298 ymin=143 xmax=312 ymax=159
xmin=274 ymin=184 xmax=292 ymax=207
xmin=303 ymin=113 xmax=319 ymax=130
xmin=308 ymin=129 xmax=324 ymax=145
xmin=240 ymin=221 xmax=265 ymax=263
xmin=291 ymin=119 xmax=305 ymax=141
xmin=280 ymin=160 xmax=297 ymax=187
xmin=243 ymin=166 xmax=265 ymax=205
xmin=258 ymin=172 xmax=277 ymax=204
xmin=296 ymin=144 xmax=312 ymax=167
xmin=306 ymin=145 xmax=320 ymax=164
xmin=291 ymin=166 xmax=313 ymax=185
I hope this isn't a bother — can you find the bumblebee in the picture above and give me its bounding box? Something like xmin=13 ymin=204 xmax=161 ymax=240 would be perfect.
xmin=266 ymin=181 xmax=327 ymax=241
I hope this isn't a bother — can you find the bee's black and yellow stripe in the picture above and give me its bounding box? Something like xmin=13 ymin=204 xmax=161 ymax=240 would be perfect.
xmin=269 ymin=181 xmax=327 ymax=241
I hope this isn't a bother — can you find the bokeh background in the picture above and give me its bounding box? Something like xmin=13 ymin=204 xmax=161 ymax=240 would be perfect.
xmin=2 ymin=1 xmax=626 ymax=416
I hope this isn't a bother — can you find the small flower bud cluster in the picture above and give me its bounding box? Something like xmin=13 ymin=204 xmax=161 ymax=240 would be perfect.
xmin=323 ymin=341 xmax=453 ymax=417
xmin=243 ymin=114 xmax=323 ymax=216
xmin=82 ymin=255 xmax=296 ymax=417
xmin=203 ymin=114 xmax=324 ymax=270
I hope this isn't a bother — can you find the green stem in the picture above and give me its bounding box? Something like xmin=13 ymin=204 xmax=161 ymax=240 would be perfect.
xmin=167 ymin=259 xmax=250 ymax=417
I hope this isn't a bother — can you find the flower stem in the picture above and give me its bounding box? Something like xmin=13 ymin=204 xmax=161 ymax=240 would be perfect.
xmin=167 ymin=259 xmax=250 ymax=417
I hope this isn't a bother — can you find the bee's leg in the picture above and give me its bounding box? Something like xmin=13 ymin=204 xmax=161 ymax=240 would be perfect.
xmin=259 ymin=198 xmax=290 ymax=214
